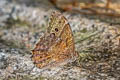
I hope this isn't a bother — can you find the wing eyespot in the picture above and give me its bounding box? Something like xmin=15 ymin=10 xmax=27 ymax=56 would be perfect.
xmin=50 ymin=33 xmax=55 ymax=37
xmin=55 ymin=28 xmax=59 ymax=32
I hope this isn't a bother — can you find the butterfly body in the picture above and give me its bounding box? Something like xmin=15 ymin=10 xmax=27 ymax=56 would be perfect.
xmin=32 ymin=11 xmax=77 ymax=68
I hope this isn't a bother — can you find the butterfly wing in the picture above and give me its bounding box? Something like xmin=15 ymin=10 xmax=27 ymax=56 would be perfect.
xmin=47 ymin=11 xmax=67 ymax=37
xmin=32 ymin=11 xmax=77 ymax=68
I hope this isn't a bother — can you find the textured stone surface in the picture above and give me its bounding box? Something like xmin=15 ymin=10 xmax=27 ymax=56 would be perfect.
xmin=0 ymin=0 xmax=120 ymax=80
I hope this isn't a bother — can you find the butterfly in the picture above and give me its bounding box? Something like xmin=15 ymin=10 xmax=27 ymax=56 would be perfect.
xmin=31 ymin=11 xmax=77 ymax=68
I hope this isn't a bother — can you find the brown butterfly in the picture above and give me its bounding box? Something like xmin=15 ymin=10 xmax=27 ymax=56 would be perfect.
xmin=32 ymin=11 xmax=77 ymax=68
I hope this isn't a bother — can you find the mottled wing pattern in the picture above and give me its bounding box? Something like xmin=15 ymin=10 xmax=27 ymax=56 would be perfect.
xmin=47 ymin=11 xmax=67 ymax=37
xmin=32 ymin=11 xmax=77 ymax=68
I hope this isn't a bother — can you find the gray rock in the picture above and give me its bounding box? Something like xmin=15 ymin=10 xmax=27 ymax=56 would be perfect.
xmin=0 ymin=51 xmax=7 ymax=69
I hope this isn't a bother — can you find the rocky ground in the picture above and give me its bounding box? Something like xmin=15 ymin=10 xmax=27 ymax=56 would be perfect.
xmin=0 ymin=0 xmax=120 ymax=80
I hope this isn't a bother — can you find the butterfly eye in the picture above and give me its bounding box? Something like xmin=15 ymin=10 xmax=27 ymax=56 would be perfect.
xmin=55 ymin=28 xmax=59 ymax=32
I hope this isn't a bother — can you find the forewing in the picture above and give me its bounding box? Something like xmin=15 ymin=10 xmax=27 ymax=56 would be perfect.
xmin=47 ymin=11 xmax=67 ymax=38
xmin=32 ymin=11 xmax=76 ymax=68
